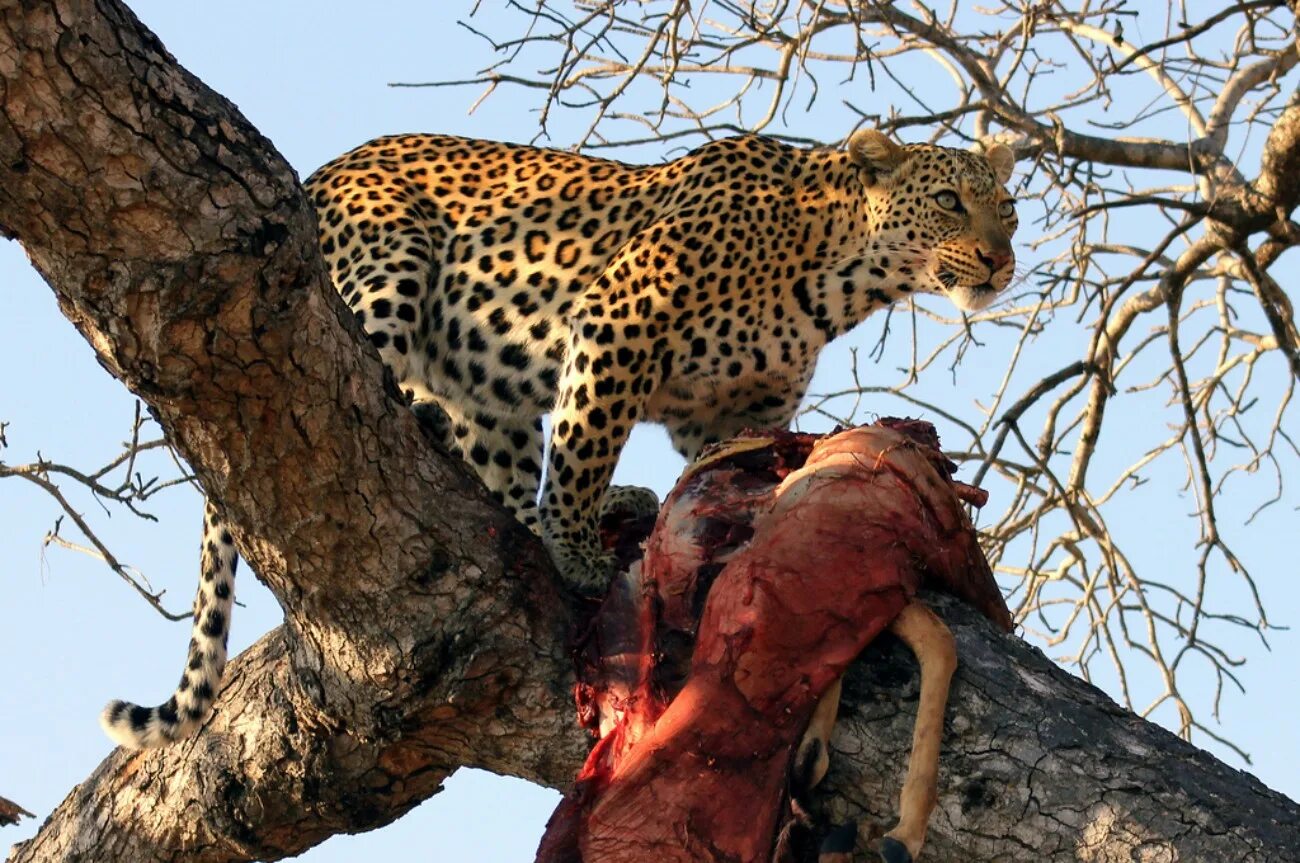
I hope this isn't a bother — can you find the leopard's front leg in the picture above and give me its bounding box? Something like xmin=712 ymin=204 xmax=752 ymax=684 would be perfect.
xmin=540 ymin=328 xmax=644 ymax=592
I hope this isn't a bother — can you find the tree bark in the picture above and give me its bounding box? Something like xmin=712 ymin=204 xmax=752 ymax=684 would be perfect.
xmin=0 ymin=1 xmax=584 ymax=859
xmin=1 ymin=2 xmax=1297 ymax=862
xmin=822 ymin=591 xmax=1300 ymax=862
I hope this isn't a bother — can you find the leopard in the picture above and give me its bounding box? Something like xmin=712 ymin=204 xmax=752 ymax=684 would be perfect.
xmin=100 ymin=128 xmax=1017 ymax=748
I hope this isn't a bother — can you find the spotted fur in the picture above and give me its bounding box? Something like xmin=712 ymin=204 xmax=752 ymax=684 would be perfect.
xmin=99 ymin=129 xmax=1016 ymax=748
xmin=100 ymin=503 xmax=236 ymax=747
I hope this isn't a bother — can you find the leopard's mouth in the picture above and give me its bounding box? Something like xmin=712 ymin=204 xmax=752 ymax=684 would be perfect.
xmin=936 ymin=269 xmax=1000 ymax=311
xmin=936 ymin=269 xmax=993 ymax=288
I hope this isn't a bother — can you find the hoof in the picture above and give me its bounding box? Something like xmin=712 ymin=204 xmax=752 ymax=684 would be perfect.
xmin=878 ymin=836 xmax=913 ymax=863
xmin=790 ymin=736 xmax=827 ymax=811
xmin=818 ymin=822 xmax=857 ymax=860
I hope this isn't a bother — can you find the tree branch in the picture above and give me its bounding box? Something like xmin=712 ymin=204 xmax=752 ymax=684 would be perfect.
xmin=1 ymin=1 xmax=582 ymax=857
xmin=818 ymin=592 xmax=1300 ymax=861
xmin=0 ymin=799 xmax=31 ymax=830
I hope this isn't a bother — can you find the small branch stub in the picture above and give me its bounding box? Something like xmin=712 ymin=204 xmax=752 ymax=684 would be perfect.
xmin=0 ymin=797 xmax=33 ymax=829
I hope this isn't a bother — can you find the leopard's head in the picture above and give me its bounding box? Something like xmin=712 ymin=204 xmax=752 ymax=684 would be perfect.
xmin=849 ymin=129 xmax=1019 ymax=312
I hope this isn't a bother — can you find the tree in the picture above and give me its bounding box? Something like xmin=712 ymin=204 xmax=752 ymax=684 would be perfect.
xmin=2 ymin=1 xmax=1297 ymax=862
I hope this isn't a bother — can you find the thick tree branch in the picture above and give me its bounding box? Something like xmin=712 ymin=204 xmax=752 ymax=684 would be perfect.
xmin=9 ymin=623 xmax=586 ymax=863
xmin=14 ymin=594 xmax=1300 ymax=862
xmin=817 ymin=592 xmax=1300 ymax=861
xmin=2 ymin=2 xmax=1298 ymax=862
xmin=1 ymin=1 xmax=582 ymax=858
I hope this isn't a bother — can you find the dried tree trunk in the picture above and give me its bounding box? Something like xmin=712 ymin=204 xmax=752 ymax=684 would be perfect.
xmin=1 ymin=2 xmax=1297 ymax=862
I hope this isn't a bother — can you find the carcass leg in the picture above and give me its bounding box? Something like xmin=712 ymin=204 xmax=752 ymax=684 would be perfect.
xmin=878 ymin=601 xmax=957 ymax=863
xmin=792 ymin=676 xmax=843 ymax=807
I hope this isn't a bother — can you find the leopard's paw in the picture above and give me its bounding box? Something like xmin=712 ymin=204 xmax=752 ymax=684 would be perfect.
xmin=546 ymin=535 xmax=618 ymax=597
xmin=599 ymin=485 xmax=661 ymax=520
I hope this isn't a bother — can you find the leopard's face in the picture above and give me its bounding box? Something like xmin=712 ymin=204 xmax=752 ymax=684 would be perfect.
xmin=852 ymin=132 xmax=1019 ymax=312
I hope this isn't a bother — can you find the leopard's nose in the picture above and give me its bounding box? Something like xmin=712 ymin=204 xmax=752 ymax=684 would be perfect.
xmin=977 ymin=248 xmax=1012 ymax=273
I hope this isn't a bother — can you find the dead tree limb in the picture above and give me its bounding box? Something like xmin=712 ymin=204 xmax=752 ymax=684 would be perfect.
xmin=1 ymin=2 xmax=1298 ymax=862
xmin=0 ymin=799 xmax=32 ymax=830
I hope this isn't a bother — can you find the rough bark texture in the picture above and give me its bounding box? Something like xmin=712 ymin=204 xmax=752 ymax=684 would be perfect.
xmin=0 ymin=1 xmax=584 ymax=860
xmin=823 ymin=590 xmax=1300 ymax=862
xmin=2 ymin=2 xmax=1298 ymax=862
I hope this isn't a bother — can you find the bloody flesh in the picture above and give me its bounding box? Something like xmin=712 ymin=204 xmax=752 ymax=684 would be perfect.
xmin=538 ymin=422 xmax=1011 ymax=862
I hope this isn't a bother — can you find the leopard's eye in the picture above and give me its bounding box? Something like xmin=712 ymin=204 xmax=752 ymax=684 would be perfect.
xmin=934 ymin=190 xmax=961 ymax=212
xmin=998 ymin=200 xmax=1016 ymax=219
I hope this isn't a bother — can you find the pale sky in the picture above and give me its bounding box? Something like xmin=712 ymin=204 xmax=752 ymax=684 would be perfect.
xmin=2 ymin=3 xmax=1295 ymax=860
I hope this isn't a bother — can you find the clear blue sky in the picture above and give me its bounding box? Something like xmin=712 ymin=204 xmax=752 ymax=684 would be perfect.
xmin=2 ymin=3 xmax=1295 ymax=860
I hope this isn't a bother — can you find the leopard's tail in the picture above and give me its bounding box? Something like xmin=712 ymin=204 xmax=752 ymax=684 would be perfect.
xmin=100 ymin=502 xmax=238 ymax=748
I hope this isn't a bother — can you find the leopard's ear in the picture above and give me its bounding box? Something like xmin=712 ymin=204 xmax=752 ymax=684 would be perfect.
xmin=977 ymin=142 xmax=1015 ymax=184
xmin=848 ymin=129 xmax=906 ymax=181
